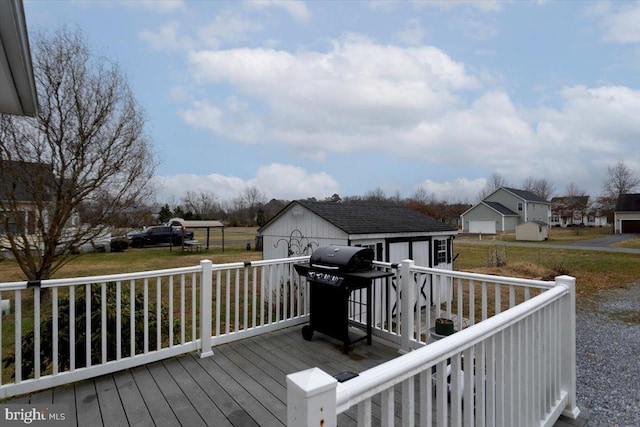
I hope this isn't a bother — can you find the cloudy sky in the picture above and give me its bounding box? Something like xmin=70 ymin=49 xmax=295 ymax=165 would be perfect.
xmin=25 ymin=0 xmax=640 ymax=205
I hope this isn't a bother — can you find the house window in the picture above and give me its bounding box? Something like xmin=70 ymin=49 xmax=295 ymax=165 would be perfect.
xmin=517 ymin=202 xmax=523 ymax=211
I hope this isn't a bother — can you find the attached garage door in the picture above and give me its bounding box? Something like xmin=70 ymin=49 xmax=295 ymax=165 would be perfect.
xmin=621 ymin=220 xmax=640 ymax=233
xmin=469 ymin=221 xmax=496 ymax=234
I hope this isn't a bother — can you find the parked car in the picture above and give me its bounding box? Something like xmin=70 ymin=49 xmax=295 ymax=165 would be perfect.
xmin=128 ymin=226 xmax=194 ymax=248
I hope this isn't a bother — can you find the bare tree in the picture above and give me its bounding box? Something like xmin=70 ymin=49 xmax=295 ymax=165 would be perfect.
xmin=182 ymin=190 xmax=219 ymax=219
xmin=0 ymin=27 xmax=156 ymax=280
xmin=602 ymin=161 xmax=639 ymax=198
xmin=599 ymin=160 xmax=640 ymax=222
xmin=478 ymin=173 xmax=509 ymax=201
xmin=522 ymin=176 xmax=555 ymax=201
xmin=242 ymin=186 xmax=266 ymax=225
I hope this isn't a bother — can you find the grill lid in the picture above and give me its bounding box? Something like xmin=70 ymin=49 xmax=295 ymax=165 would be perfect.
xmin=309 ymin=245 xmax=374 ymax=272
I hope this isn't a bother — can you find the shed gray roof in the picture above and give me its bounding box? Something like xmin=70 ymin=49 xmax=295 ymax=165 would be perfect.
xmin=615 ymin=193 xmax=640 ymax=212
xmin=261 ymin=200 xmax=457 ymax=235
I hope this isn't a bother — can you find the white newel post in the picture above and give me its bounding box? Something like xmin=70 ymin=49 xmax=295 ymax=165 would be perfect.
xmin=400 ymin=259 xmax=415 ymax=353
xmin=287 ymin=367 xmax=338 ymax=427
xmin=199 ymin=260 xmax=214 ymax=358
xmin=556 ymin=275 xmax=580 ymax=419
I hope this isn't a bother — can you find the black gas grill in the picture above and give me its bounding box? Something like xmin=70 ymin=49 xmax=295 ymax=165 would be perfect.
xmin=294 ymin=245 xmax=394 ymax=354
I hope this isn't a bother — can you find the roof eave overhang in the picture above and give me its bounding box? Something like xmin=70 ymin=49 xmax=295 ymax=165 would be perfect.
xmin=0 ymin=0 xmax=38 ymax=117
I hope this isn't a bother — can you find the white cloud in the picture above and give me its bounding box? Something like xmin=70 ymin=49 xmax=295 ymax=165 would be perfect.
xmin=392 ymin=18 xmax=426 ymax=46
xmin=139 ymin=12 xmax=262 ymax=52
xmin=183 ymin=36 xmax=480 ymax=155
xmin=140 ymin=21 xmax=192 ymax=51
xmin=175 ymin=33 xmax=640 ymax=200
xmin=153 ymin=163 xmax=339 ymax=204
xmin=245 ymin=0 xmax=311 ymax=23
xmin=415 ymin=177 xmax=486 ymax=203
xmin=600 ymin=3 xmax=640 ymax=43
xmin=249 ymin=164 xmax=339 ymax=200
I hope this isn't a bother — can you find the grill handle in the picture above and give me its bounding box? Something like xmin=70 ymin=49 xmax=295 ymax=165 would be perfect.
xmin=310 ymin=263 xmax=340 ymax=270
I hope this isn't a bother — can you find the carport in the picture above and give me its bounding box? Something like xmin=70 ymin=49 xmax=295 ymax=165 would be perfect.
xmin=168 ymin=218 xmax=225 ymax=251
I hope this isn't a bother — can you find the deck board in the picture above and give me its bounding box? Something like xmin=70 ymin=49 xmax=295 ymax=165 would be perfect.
xmin=0 ymin=325 xmax=586 ymax=426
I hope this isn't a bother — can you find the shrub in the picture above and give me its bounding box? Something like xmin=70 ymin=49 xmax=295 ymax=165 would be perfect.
xmin=110 ymin=237 xmax=129 ymax=252
xmin=3 ymin=283 xmax=175 ymax=379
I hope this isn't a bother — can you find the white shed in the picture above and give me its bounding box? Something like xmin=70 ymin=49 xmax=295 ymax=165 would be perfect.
xmin=259 ymin=200 xmax=458 ymax=315
xmin=516 ymin=220 xmax=548 ymax=241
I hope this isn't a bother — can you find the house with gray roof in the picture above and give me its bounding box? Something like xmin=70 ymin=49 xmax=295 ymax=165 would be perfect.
xmin=258 ymin=200 xmax=457 ymax=269
xmin=460 ymin=187 xmax=551 ymax=233
xmin=614 ymin=193 xmax=640 ymax=233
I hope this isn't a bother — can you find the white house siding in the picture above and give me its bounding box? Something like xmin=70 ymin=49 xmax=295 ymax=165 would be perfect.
xmin=614 ymin=212 xmax=640 ymax=234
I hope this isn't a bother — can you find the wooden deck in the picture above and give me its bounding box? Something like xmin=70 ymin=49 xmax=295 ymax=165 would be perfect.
xmin=3 ymin=325 xmax=589 ymax=426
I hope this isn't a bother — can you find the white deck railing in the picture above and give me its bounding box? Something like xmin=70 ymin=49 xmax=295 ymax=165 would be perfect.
xmin=287 ymin=259 xmax=581 ymax=427
xmin=0 ymin=256 xmax=309 ymax=399
xmin=0 ymin=255 xmax=580 ymax=426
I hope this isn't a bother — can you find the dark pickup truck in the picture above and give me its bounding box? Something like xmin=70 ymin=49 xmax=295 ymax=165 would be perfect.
xmin=128 ymin=226 xmax=194 ymax=248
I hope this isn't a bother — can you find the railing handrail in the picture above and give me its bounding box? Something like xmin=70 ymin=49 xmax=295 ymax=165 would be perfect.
xmin=335 ymin=280 xmax=569 ymax=413
xmin=410 ymin=264 xmax=555 ymax=289
xmin=0 ymin=266 xmax=203 ymax=290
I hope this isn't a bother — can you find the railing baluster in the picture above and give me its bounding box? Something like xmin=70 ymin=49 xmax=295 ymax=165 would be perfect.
xmin=15 ymin=290 xmax=21 ymax=383
xmin=435 ymin=359 xmax=447 ymax=426
xmin=456 ymin=278 xmax=463 ymax=332
xmin=509 ymin=285 xmax=516 ymax=308
xmin=243 ymin=266 xmax=249 ymax=331
xmin=252 ymin=266 xmax=257 ymax=328
xmin=268 ymin=265 xmax=274 ymax=324
xmin=469 ymin=279 xmax=475 ymax=326
xmin=169 ymin=275 xmax=174 ymax=348
xmin=180 ymin=274 xmax=185 ymax=345
xmin=70 ymin=286 xmax=75 ymax=371
xmin=156 ymin=277 xmax=161 ymax=350
xmin=34 ymin=287 xmax=40 ymax=379
xmin=402 ymin=376 xmax=414 ymax=426
xmin=144 ymin=278 xmax=148 ymax=354
xmin=451 ymin=353 xmax=462 ymax=426
xmin=419 ymin=369 xmax=432 ymax=427
xmin=215 ymin=270 xmax=221 ymax=337
xmin=101 ymin=282 xmax=107 ymax=365
xmin=495 ymin=283 xmax=501 ymax=315
xmin=276 ymin=263 xmax=282 ymax=322
xmin=130 ymin=279 xmax=135 ymax=357
xmin=225 ymin=270 xmax=231 ymax=334
xmin=381 ymin=387 xmax=394 ymax=427
xmin=192 ymin=272 xmax=196 ymax=343
xmin=260 ymin=266 xmax=265 ymax=326
xmin=85 ymin=283 xmax=91 ymax=367
xmin=482 ymin=280 xmax=488 ymax=321
xmin=234 ymin=268 xmax=240 ymax=331
xmin=116 ymin=281 xmax=121 ymax=360
xmin=357 ymin=399 xmax=371 ymax=425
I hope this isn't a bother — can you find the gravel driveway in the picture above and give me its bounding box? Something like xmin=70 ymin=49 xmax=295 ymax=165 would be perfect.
xmin=576 ymin=285 xmax=640 ymax=426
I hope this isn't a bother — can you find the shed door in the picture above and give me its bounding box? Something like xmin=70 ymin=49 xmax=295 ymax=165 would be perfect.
xmin=621 ymin=220 xmax=640 ymax=233
xmin=469 ymin=221 xmax=496 ymax=234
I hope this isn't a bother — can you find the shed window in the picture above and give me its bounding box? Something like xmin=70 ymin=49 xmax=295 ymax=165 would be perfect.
xmin=434 ymin=239 xmax=447 ymax=265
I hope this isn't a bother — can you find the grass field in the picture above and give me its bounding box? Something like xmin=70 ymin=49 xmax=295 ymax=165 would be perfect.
xmin=1 ymin=226 xmax=638 ymax=384
xmin=1 ymin=227 xmax=637 ymax=300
